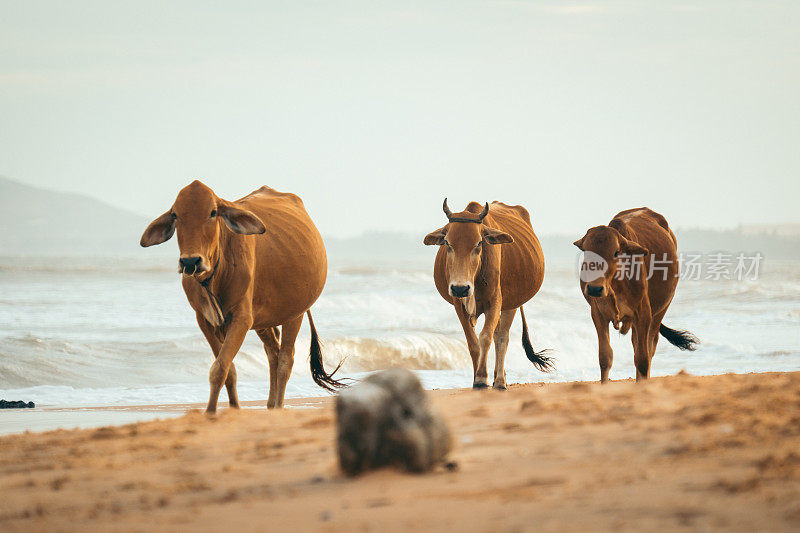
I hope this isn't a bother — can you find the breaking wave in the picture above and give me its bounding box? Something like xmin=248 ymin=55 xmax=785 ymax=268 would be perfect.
xmin=325 ymin=335 xmax=470 ymax=372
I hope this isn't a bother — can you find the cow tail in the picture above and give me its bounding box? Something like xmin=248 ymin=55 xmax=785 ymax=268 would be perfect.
xmin=659 ymin=324 xmax=699 ymax=351
xmin=307 ymin=310 xmax=347 ymax=392
xmin=520 ymin=306 xmax=555 ymax=372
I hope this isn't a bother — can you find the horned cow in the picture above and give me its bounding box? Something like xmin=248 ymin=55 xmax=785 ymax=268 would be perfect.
xmin=424 ymin=199 xmax=553 ymax=390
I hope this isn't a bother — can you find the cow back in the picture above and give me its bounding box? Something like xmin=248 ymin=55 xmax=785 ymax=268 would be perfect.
xmin=610 ymin=207 xmax=679 ymax=315
xmin=235 ymin=186 xmax=327 ymax=329
xmin=487 ymin=202 xmax=545 ymax=310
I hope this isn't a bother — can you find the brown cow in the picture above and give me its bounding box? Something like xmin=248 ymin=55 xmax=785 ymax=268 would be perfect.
xmin=574 ymin=207 xmax=698 ymax=383
xmin=140 ymin=180 xmax=344 ymax=413
xmin=424 ymin=199 xmax=553 ymax=390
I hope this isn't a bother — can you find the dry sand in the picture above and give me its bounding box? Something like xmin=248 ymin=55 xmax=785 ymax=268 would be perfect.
xmin=1 ymin=371 xmax=799 ymax=532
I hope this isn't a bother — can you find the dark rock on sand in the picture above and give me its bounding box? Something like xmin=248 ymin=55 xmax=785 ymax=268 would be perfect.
xmin=336 ymin=368 xmax=452 ymax=476
xmin=0 ymin=400 xmax=35 ymax=409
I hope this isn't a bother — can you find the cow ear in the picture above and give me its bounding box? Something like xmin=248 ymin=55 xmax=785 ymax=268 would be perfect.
xmin=423 ymin=227 xmax=447 ymax=246
xmin=573 ymin=236 xmax=584 ymax=251
xmin=218 ymin=204 xmax=266 ymax=235
xmin=140 ymin=211 xmax=175 ymax=247
xmin=483 ymin=228 xmax=513 ymax=245
xmin=621 ymin=238 xmax=648 ymax=256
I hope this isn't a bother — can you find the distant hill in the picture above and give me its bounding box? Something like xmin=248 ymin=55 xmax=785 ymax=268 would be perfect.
xmin=2 ymin=175 xmax=798 ymax=261
xmin=0 ymin=176 xmax=150 ymax=255
xmin=675 ymin=226 xmax=800 ymax=260
xmin=329 ymin=228 xmax=800 ymax=264
xmin=541 ymin=228 xmax=800 ymax=261
xmin=740 ymin=223 xmax=800 ymax=237
xmin=326 ymin=231 xmax=430 ymax=264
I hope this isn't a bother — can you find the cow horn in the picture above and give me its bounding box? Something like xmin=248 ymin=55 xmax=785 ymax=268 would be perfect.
xmin=442 ymin=198 xmax=453 ymax=220
xmin=477 ymin=202 xmax=489 ymax=222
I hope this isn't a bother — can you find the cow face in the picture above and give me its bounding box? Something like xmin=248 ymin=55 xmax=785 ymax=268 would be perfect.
xmin=573 ymin=225 xmax=648 ymax=298
xmin=424 ymin=200 xmax=513 ymax=301
xmin=140 ymin=180 xmax=266 ymax=276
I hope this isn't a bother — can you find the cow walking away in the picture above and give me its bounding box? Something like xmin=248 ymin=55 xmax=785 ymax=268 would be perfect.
xmin=140 ymin=180 xmax=344 ymax=413
xmin=574 ymin=207 xmax=699 ymax=383
xmin=424 ymin=199 xmax=553 ymax=390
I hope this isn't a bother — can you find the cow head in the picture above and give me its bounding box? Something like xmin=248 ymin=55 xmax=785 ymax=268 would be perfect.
xmin=424 ymin=199 xmax=513 ymax=310
xmin=573 ymin=225 xmax=648 ymax=298
xmin=140 ymin=180 xmax=266 ymax=276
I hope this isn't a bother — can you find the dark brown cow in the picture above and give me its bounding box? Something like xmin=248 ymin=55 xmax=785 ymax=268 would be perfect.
xmin=140 ymin=180 xmax=344 ymax=413
xmin=424 ymin=199 xmax=553 ymax=389
xmin=574 ymin=207 xmax=698 ymax=382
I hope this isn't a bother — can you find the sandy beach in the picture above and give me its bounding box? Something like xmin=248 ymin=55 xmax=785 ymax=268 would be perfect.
xmin=0 ymin=371 xmax=798 ymax=532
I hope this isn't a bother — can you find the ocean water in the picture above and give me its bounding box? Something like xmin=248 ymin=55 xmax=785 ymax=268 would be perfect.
xmin=0 ymin=254 xmax=798 ymax=408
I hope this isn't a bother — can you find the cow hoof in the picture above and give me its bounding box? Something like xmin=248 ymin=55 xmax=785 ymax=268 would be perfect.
xmin=472 ymin=382 xmax=489 ymax=390
xmin=492 ymin=384 xmax=507 ymax=391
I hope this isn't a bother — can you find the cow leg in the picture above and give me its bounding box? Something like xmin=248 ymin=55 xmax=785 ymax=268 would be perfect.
xmin=454 ymin=303 xmax=482 ymax=388
xmin=631 ymin=319 xmax=652 ymax=382
xmin=225 ymin=364 xmax=240 ymax=409
xmin=591 ymin=307 xmax=613 ymax=383
xmin=256 ymin=327 xmax=281 ymax=408
xmin=476 ymin=304 xmax=501 ymax=389
xmin=492 ymin=308 xmax=516 ymax=390
xmin=197 ymin=313 xmax=239 ymax=408
xmin=649 ymin=308 xmax=668 ymax=359
xmin=274 ymin=314 xmax=303 ymax=408
xmin=631 ymin=295 xmax=654 ymax=381
xmin=206 ymin=318 xmax=251 ymax=414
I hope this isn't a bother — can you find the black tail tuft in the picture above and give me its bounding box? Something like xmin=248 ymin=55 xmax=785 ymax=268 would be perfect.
xmin=659 ymin=324 xmax=699 ymax=351
xmin=520 ymin=307 xmax=555 ymax=372
xmin=307 ymin=310 xmax=348 ymax=392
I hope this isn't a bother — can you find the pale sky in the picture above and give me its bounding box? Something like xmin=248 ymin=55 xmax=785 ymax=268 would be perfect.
xmin=1 ymin=1 xmax=798 ymax=237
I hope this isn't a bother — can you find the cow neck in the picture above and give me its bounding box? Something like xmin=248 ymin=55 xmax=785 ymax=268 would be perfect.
xmin=196 ymin=248 xmax=225 ymax=326
xmin=477 ymin=246 xmax=490 ymax=288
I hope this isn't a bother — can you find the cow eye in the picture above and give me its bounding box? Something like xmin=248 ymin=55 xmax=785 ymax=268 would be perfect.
xmin=210 ymin=209 xmax=217 ymax=218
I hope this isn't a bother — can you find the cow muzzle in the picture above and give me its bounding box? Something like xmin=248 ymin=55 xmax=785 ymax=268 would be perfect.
xmin=586 ymin=284 xmax=605 ymax=298
xmin=449 ymin=284 xmax=472 ymax=299
xmin=179 ymin=256 xmax=207 ymax=276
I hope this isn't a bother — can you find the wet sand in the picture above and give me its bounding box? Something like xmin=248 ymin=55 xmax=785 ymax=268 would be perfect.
xmin=1 ymin=371 xmax=799 ymax=531
xmin=0 ymin=398 xmax=327 ymax=436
